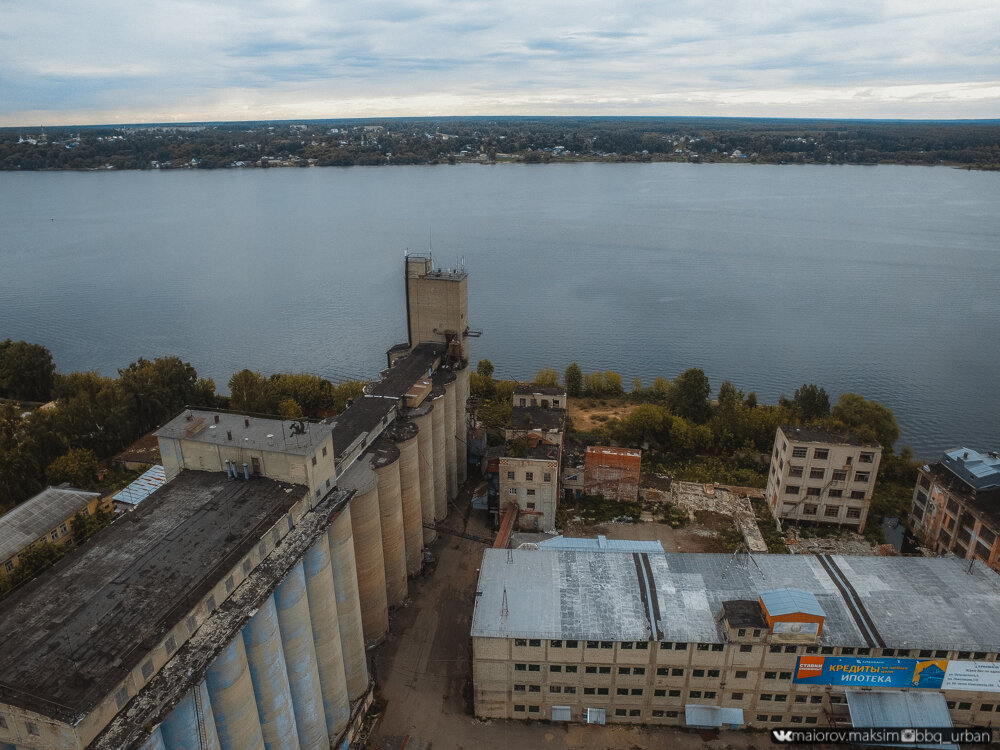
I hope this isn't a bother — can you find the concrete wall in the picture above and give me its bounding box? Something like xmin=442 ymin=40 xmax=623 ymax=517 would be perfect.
xmin=395 ymin=430 xmax=424 ymax=576
xmin=412 ymin=409 xmax=437 ymax=544
xmin=327 ymin=509 xmax=370 ymax=700
xmin=498 ymin=457 xmax=559 ymax=532
xmin=443 ymin=379 xmax=458 ymax=501
xmin=430 ymin=392 xmax=448 ymax=522
xmin=374 ymin=456 xmax=407 ymax=608
xmin=347 ymin=483 xmax=388 ymax=644
xmin=405 ymin=257 xmax=468 ymax=354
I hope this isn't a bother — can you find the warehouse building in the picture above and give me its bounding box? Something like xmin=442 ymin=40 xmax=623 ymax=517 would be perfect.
xmin=0 ymin=255 xmax=472 ymax=750
xmin=471 ymin=549 xmax=1000 ymax=732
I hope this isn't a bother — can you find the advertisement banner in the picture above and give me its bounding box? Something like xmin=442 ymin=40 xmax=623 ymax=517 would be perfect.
xmin=941 ymin=660 xmax=1000 ymax=693
xmin=794 ymin=656 xmax=947 ymax=688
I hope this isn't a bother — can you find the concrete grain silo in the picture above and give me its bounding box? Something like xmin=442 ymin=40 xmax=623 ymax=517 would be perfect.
xmin=241 ymin=595 xmax=299 ymax=749
xmin=455 ymin=365 xmax=470 ymax=485
xmin=409 ymin=403 xmax=437 ymax=545
xmin=440 ymin=371 xmax=458 ymax=501
xmin=429 ymin=385 xmax=448 ymax=522
xmin=371 ymin=438 xmax=407 ymax=608
xmin=205 ymin=636 xmax=265 ymax=750
xmin=159 ymin=682 xmax=221 ymax=750
xmin=392 ymin=421 xmax=424 ymax=576
xmin=340 ymin=462 xmax=388 ymax=644
xmin=326 ymin=507 xmax=370 ymax=700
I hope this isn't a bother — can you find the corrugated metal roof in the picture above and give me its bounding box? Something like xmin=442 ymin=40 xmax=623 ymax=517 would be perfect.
xmin=759 ymin=587 xmax=826 ymax=618
xmin=846 ymin=691 xmax=956 ymax=750
xmin=537 ymin=535 xmax=664 ymax=553
xmin=112 ymin=465 xmax=167 ymax=507
xmin=684 ymin=705 xmax=744 ymax=728
xmin=942 ymin=448 xmax=1000 ymax=490
xmin=0 ymin=487 xmax=100 ymax=562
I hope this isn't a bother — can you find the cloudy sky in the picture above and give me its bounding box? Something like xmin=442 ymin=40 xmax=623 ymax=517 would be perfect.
xmin=2 ymin=0 xmax=998 ymax=125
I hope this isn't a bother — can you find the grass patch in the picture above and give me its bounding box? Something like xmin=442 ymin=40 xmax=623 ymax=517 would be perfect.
xmin=563 ymin=492 xmax=640 ymax=525
xmin=658 ymin=502 xmax=690 ymax=528
xmin=750 ymin=498 xmax=790 ymax=553
xmin=644 ymin=454 xmax=766 ymax=488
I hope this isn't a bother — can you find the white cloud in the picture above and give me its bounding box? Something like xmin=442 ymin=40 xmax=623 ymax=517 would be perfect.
xmin=1 ymin=0 xmax=998 ymax=124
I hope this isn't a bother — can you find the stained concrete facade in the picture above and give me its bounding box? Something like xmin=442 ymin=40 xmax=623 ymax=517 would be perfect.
xmin=765 ymin=425 xmax=882 ymax=532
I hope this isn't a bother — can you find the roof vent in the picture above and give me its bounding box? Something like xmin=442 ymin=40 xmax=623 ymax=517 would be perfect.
xmin=964 ymin=452 xmax=969 ymax=460
xmin=226 ymin=431 xmax=232 ymax=441
xmin=245 ymin=418 xmax=250 ymax=428
xmin=214 ymin=414 xmax=220 ymax=424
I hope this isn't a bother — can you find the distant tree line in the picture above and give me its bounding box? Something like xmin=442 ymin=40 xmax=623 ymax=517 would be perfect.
xmin=3 ymin=117 xmax=998 ymax=170
xmin=0 ymin=340 xmax=365 ymax=512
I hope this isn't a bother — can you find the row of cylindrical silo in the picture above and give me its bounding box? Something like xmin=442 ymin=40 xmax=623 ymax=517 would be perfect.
xmin=393 ymin=422 xmax=424 ymax=577
xmin=455 ymin=365 xmax=469 ymax=485
xmin=152 ymin=524 xmax=368 ymax=750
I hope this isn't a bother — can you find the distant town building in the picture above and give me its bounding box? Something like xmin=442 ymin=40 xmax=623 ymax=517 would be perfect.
xmin=765 ymin=425 xmax=882 ymax=532
xmin=909 ymin=448 xmax=1000 ymax=571
xmin=584 ymin=446 xmax=642 ymax=502
xmin=0 ymin=486 xmax=108 ymax=573
xmin=472 ymin=547 xmax=1000 ymax=730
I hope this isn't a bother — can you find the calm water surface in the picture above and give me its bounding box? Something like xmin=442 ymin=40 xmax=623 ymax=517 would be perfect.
xmin=2 ymin=164 xmax=998 ymax=457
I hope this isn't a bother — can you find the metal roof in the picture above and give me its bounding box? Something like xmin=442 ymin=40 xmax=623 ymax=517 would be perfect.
xmin=471 ymin=550 xmax=1000 ymax=651
xmin=112 ymin=465 xmax=167 ymax=507
xmin=684 ymin=705 xmax=744 ymax=728
xmin=846 ymin=691 xmax=956 ymax=750
xmin=759 ymin=587 xmax=826 ymax=618
xmin=941 ymin=448 xmax=1000 ymax=491
xmin=537 ymin=535 xmax=664 ymax=554
xmin=0 ymin=487 xmax=100 ymax=562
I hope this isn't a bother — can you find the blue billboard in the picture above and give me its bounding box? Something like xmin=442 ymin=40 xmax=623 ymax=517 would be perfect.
xmin=794 ymin=656 xmax=947 ymax=689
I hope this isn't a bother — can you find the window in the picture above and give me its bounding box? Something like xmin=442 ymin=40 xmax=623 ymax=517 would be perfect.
xmin=806 ymin=717 xmax=818 ymax=724
xmin=958 ymin=702 xmax=971 ymax=710
xmin=704 ymin=691 xmax=716 ymax=699
xmin=740 ymin=644 xmax=753 ymax=652
xmin=514 ymin=704 xmax=525 ymax=712
xmin=756 ymin=714 xmax=769 ymax=722
xmin=829 ymin=489 xmax=843 ymax=498
xmin=785 ymin=646 xmax=797 ymax=653
xmin=765 ymin=671 xmax=777 ymax=679
xmin=792 ymin=447 xmax=807 ymax=458
xmin=760 ymin=694 xmax=772 ymax=701
xmin=525 ymin=472 xmax=533 ymax=481
xmin=855 ymin=472 xmax=869 ymax=483
xmin=507 ymin=487 xmax=517 ymax=495
xmin=982 ymin=704 xmax=995 ymax=712
xmin=657 ymin=667 xmax=668 ymax=676
xmin=243 ymin=558 xmax=252 ymax=574
xmin=59 ymin=523 xmax=67 ymax=533
xmin=689 ymin=690 xmax=702 ymax=698
xmin=515 ymin=639 xmax=527 ymax=646
xmin=619 ymin=667 xmax=631 ymax=675
xmin=585 ymin=666 xmax=597 ymax=674
xmin=825 ymin=506 xmax=840 ymax=517
xmin=735 ymin=670 xmax=748 ymax=679
xmin=712 ymin=644 xmax=724 ymax=652
xmin=672 ymin=668 xmax=684 ymax=676
xmin=631 ymin=689 xmax=643 ymax=696
xmin=550 ymin=665 xmax=562 ymax=673
xmin=769 ymin=645 xmax=782 ymax=653
xmin=515 ymin=663 xmax=526 ymax=671
xmin=205 ymin=595 xmax=216 ymax=613
xmin=634 ymin=667 xmax=646 ymax=675
xmin=708 ymin=669 xmax=720 ymax=678
xmin=669 ymin=689 xmax=681 ymax=697
xmin=832 ymin=469 xmax=847 ymax=481
xmin=543 ymin=473 xmax=551 ymax=482
xmin=846 ymin=507 xmax=862 ymax=519
xmin=225 ymin=575 xmax=234 ymax=593
xmin=564 ymin=686 xmax=576 ymax=694
xmin=803 ymin=504 xmax=818 ymax=515
xmin=528 ymin=639 xmax=540 ymax=647
xmin=321 ymin=446 xmax=327 ymax=457
xmin=789 ymin=465 xmax=803 ymax=478
xmin=528 ymin=664 xmax=540 ymax=672
xmin=809 ymin=468 xmax=825 ymax=480
xmin=615 ymin=708 xmax=627 ymax=716
xmin=814 ymin=449 xmax=829 ymax=460
xmin=791 ymin=716 xmax=803 ymax=723
xmin=811 ymin=696 xmax=823 ymax=704
xmin=693 ymin=669 xmax=705 ymax=677
xmin=697 ymin=643 xmax=709 ymax=651
xmin=860 ymin=452 xmax=874 ymax=463
xmin=851 ymin=490 xmax=866 ymax=499
xmin=311 ymin=455 xmax=317 ymax=466
xmin=26 ymin=722 xmax=40 ymax=736
xmin=785 ymin=485 xmax=800 ymax=495
xmin=598 ymin=687 xmax=609 ymax=695
xmin=617 ymin=688 xmax=629 ymax=696
xmin=806 ymin=487 xmax=821 ymax=497
xmin=675 ymin=642 xmax=688 ymax=650
xmin=187 ymin=615 xmax=198 ymax=634
xmin=732 ymin=692 xmax=744 ymax=700
xmin=507 ymin=471 xmax=514 ymax=479
xmin=115 ymin=686 xmax=129 ymax=709
xmin=601 ymin=641 xmax=612 ymax=649
xmin=565 ymin=640 xmax=578 ymax=648
xmin=584 ymin=687 xmax=595 ymax=695
xmin=795 ymin=696 xmax=806 ymax=704
xmin=599 ymin=666 xmax=611 ymax=674
xmin=566 ymin=666 xmax=577 ymax=673
xmin=526 ymin=490 xmax=535 ymax=498
xmin=621 ymin=641 xmax=633 ymax=650
xmin=549 ymin=686 xmax=561 ymax=693
xmin=3 ymin=561 xmax=12 ymax=572
xmin=514 ymin=684 xmax=525 ymax=692
xmin=636 ymin=641 xmax=648 ymax=650
xmin=857 ymin=648 xmax=870 ymax=655
xmin=0 ymin=714 xmax=6 ymax=729
xmin=528 ymin=685 xmax=540 ymax=692
xmin=771 ymin=715 xmax=782 ymax=722
xmin=779 ymin=671 xmax=792 ymax=679
xmin=164 ymin=635 xmax=176 ymax=655
xmin=51 ymin=530 xmax=59 ymax=541
xmin=806 ymin=646 xmax=819 ymax=654
xmin=652 ymin=710 xmax=664 ymax=717
xmin=654 ymin=689 xmax=666 ymax=696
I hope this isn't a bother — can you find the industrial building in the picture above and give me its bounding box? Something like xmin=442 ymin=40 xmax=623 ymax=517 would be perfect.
xmin=910 ymin=447 xmax=1000 ymax=571
xmin=0 ymin=255 xmax=472 ymax=750
xmin=0 ymin=487 xmax=110 ymax=573
xmin=472 ymin=548 xmax=1000 ymax=732
xmin=765 ymin=425 xmax=882 ymax=532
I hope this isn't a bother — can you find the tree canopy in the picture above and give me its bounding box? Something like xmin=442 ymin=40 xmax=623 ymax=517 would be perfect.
xmin=0 ymin=340 xmax=56 ymax=402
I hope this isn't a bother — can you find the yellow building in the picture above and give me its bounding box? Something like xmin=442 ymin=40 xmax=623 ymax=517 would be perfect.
xmin=0 ymin=487 xmax=109 ymax=573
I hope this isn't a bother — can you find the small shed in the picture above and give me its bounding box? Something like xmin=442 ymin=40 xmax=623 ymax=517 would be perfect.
xmin=759 ymin=587 xmax=825 ymax=636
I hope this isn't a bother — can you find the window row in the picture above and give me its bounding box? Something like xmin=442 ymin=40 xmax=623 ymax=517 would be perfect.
xmin=505 ymin=471 xmax=553 ymax=482
xmin=785 ymin=486 xmax=867 ymax=500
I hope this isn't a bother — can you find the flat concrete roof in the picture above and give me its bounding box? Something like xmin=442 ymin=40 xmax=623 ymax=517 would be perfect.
xmin=0 ymin=471 xmax=307 ymax=719
xmin=0 ymin=487 xmax=100 ymax=563
xmin=509 ymin=406 xmax=564 ymax=433
xmin=780 ymin=424 xmax=878 ymax=448
xmin=156 ymin=410 xmax=334 ymax=456
xmin=471 ymin=550 xmax=1000 ymax=652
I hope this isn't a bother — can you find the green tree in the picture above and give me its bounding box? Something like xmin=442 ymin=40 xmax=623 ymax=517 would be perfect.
xmin=650 ymin=376 xmax=671 ymax=404
xmin=330 ymin=380 xmax=365 ymax=414
xmin=830 ymin=393 xmax=900 ymax=450
xmin=277 ymin=398 xmax=304 ymax=420
xmin=534 ymin=367 xmax=559 ymax=387
xmin=780 ymin=383 xmax=830 ymax=421
xmin=0 ymin=340 xmax=56 ymax=402
xmin=228 ymin=369 xmax=275 ymax=413
xmin=564 ymin=363 xmax=583 ymax=397
xmin=613 ymin=404 xmax=672 ymax=448
xmin=269 ymin=373 xmax=334 ymax=417
xmin=117 ymin=356 xmax=203 ymax=432
xmin=46 ymin=448 xmax=99 ymax=488
xmin=603 ymin=371 xmax=623 ymax=395
xmin=476 ymin=359 xmax=495 ymax=378
xmin=668 ymin=368 xmax=712 ymax=423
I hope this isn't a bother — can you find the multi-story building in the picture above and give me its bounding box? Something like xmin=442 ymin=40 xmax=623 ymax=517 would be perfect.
xmin=910 ymin=448 xmax=1000 ymax=571
xmin=472 ymin=548 xmax=1000 ymax=731
xmin=0 ymin=487 xmax=110 ymax=574
xmin=765 ymin=425 xmax=882 ymax=532
xmin=0 ymin=255 xmax=472 ymax=750
xmin=584 ymin=446 xmax=641 ymax=502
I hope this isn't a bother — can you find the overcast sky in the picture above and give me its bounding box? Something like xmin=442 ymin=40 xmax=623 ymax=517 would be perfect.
xmin=2 ymin=0 xmax=999 ymax=126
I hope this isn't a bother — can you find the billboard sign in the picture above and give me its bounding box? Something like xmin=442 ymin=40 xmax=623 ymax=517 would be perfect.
xmin=794 ymin=656 xmax=947 ymax=689
xmin=941 ymin=660 xmax=1000 ymax=693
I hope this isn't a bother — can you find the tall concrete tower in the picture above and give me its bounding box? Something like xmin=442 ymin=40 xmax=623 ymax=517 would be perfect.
xmin=404 ymin=255 xmax=469 ymax=361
